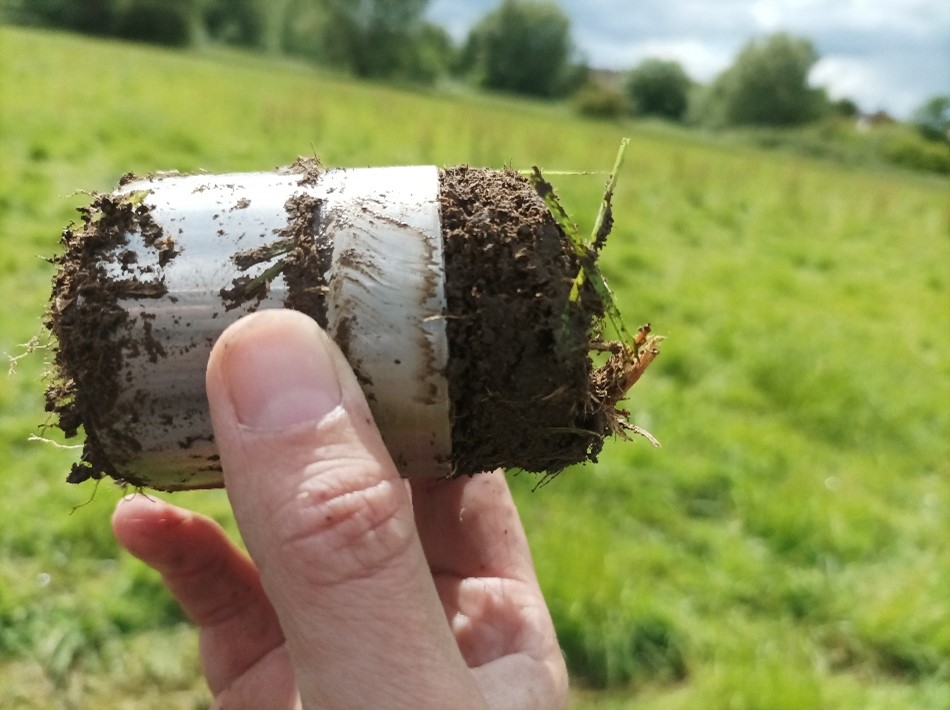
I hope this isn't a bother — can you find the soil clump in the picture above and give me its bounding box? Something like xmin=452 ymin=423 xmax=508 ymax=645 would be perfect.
xmin=439 ymin=166 xmax=609 ymax=475
xmin=44 ymin=192 xmax=168 ymax=484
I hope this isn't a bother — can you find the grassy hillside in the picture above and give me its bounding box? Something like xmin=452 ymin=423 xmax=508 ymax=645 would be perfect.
xmin=2 ymin=26 xmax=948 ymax=708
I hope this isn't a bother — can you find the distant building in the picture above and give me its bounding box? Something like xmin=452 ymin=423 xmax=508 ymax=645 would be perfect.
xmin=587 ymin=68 xmax=626 ymax=90
xmin=856 ymin=110 xmax=896 ymax=132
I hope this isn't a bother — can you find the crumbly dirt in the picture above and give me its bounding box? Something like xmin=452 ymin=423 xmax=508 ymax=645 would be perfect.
xmin=44 ymin=192 xmax=168 ymax=484
xmin=45 ymin=179 xmax=330 ymax=487
xmin=281 ymin=156 xmax=324 ymax=187
xmin=439 ymin=166 xmax=609 ymax=476
xmin=220 ymin=194 xmax=328 ymax=323
xmin=281 ymin=194 xmax=331 ymax=328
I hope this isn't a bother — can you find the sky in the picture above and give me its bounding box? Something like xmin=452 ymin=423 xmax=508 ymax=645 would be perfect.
xmin=427 ymin=0 xmax=950 ymax=118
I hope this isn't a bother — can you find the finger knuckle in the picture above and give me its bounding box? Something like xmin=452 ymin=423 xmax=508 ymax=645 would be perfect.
xmin=270 ymin=459 xmax=414 ymax=586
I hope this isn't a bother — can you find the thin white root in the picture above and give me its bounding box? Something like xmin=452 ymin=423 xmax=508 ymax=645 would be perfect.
xmin=7 ymin=335 xmax=48 ymax=375
xmin=28 ymin=434 xmax=83 ymax=450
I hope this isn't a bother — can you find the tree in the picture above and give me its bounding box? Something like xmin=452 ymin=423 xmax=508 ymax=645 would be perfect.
xmin=574 ymin=80 xmax=628 ymax=119
xmin=461 ymin=0 xmax=575 ymax=98
xmin=409 ymin=22 xmax=457 ymax=83
xmin=204 ymin=0 xmax=263 ymax=48
xmin=708 ymin=33 xmax=826 ymax=127
xmin=318 ymin=0 xmax=433 ymax=80
xmin=2 ymin=0 xmax=119 ymax=35
xmin=830 ymin=97 xmax=859 ymax=118
xmin=207 ymin=0 xmax=296 ymax=53
xmin=626 ymin=59 xmax=691 ymax=121
xmin=912 ymin=95 xmax=950 ymax=142
xmin=113 ymin=0 xmax=213 ymax=46
xmin=6 ymin=0 xmax=215 ymax=46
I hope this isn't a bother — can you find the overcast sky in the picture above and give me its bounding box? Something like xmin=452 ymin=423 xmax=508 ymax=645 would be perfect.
xmin=427 ymin=0 xmax=950 ymax=118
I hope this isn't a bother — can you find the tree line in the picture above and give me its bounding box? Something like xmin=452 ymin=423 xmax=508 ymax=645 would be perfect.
xmin=4 ymin=0 xmax=947 ymax=138
xmin=580 ymin=33 xmax=838 ymax=127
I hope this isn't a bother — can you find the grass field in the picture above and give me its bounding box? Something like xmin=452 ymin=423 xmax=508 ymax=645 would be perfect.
xmin=1 ymin=25 xmax=948 ymax=708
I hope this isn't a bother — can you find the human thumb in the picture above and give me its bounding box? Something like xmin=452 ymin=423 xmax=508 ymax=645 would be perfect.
xmin=206 ymin=310 xmax=483 ymax=709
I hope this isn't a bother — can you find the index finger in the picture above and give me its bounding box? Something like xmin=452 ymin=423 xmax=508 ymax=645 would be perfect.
xmin=111 ymin=495 xmax=284 ymax=694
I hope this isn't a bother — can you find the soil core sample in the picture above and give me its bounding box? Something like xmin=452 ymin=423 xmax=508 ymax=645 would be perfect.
xmin=440 ymin=166 xmax=605 ymax=475
xmin=44 ymin=160 xmax=659 ymax=491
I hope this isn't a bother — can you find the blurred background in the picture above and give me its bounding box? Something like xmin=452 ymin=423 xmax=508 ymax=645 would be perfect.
xmin=1 ymin=1 xmax=948 ymax=707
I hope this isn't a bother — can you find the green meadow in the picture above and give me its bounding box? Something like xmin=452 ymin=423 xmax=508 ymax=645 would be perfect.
xmin=1 ymin=26 xmax=948 ymax=708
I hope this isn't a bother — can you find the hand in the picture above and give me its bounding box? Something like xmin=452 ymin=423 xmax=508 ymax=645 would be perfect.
xmin=112 ymin=310 xmax=568 ymax=709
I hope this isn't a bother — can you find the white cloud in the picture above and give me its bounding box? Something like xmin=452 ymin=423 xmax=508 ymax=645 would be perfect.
xmin=812 ymin=53 xmax=947 ymax=117
xmin=760 ymin=0 xmax=950 ymax=38
xmin=810 ymin=56 xmax=879 ymax=102
xmin=579 ymin=36 xmax=734 ymax=82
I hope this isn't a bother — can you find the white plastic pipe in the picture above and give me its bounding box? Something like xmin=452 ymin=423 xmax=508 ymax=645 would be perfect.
xmin=96 ymin=166 xmax=451 ymax=488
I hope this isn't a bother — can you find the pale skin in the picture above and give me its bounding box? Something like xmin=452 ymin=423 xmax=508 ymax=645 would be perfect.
xmin=111 ymin=309 xmax=569 ymax=709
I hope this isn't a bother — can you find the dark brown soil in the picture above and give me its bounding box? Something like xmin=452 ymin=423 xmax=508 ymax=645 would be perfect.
xmin=44 ymin=192 xmax=169 ymax=484
xmin=281 ymin=194 xmax=331 ymax=328
xmin=219 ymin=194 xmax=328 ymax=322
xmin=45 ymin=178 xmax=330 ymax=487
xmin=281 ymin=156 xmax=324 ymax=186
xmin=439 ymin=167 xmax=609 ymax=476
